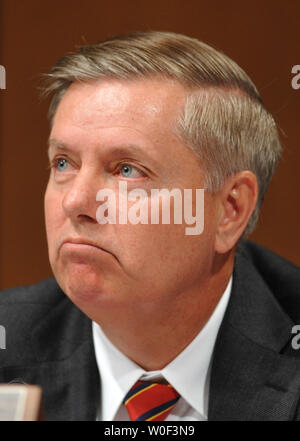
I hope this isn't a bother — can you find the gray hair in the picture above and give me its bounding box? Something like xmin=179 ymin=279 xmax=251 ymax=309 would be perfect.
xmin=40 ymin=31 xmax=282 ymax=236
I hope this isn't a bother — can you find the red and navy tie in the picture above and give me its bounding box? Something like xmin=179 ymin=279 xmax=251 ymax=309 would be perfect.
xmin=123 ymin=380 xmax=180 ymax=421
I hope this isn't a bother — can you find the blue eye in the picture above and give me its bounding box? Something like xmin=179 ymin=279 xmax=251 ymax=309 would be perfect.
xmin=119 ymin=164 xmax=146 ymax=179
xmin=56 ymin=158 xmax=69 ymax=172
xmin=121 ymin=164 xmax=133 ymax=177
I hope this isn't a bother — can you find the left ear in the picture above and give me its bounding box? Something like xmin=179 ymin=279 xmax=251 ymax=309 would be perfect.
xmin=214 ymin=171 xmax=258 ymax=254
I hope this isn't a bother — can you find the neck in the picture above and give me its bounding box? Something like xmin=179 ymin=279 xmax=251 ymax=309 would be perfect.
xmin=93 ymin=251 xmax=234 ymax=371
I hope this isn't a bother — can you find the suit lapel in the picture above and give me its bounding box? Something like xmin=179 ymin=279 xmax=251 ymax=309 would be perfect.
xmin=208 ymin=246 xmax=300 ymax=420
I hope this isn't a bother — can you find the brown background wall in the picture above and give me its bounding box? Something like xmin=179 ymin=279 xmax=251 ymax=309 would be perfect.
xmin=0 ymin=0 xmax=299 ymax=289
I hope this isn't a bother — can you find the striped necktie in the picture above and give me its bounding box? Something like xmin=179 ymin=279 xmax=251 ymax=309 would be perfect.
xmin=123 ymin=380 xmax=180 ymax=421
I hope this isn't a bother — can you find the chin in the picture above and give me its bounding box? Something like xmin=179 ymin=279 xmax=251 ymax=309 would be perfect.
xmin=56 ymin=264 xmax=106 ymax=305
xmin=61 ymin=270 xmax=126 ymax=325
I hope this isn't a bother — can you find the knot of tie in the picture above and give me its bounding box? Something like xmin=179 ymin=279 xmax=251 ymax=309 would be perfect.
xmin=123 ymin=380 xmax=180 ymax=421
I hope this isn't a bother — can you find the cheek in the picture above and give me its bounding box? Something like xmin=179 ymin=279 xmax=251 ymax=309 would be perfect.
xmin=117 ymin=222 xmax=195 ymax=271
xmin=118 ymin=222 xmax=208 ymax=298
xmin=117 ymin=188 xmax=215 ymax=277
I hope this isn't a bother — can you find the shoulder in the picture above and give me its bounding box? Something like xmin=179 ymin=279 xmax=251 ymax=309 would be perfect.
xmin=0 ymin=277 xmax=65 ymax=332
xmin=0 ymin=278 xmax=86 ymax=366
xmin=236 ymin=240 xmax=300 ymax=322
xmin=237 ymin=240 xmax=300 ymax=273
xmin=0 ymin=277 xmax=63 ymax=306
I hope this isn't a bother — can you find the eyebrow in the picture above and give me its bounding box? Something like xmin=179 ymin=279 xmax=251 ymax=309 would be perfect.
xmin=48 ymin=139 xmax=72 ymax=156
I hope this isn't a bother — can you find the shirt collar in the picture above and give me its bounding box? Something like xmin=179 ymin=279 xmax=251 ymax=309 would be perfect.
xmin=92 ymin=276 xmax=232 ymax=420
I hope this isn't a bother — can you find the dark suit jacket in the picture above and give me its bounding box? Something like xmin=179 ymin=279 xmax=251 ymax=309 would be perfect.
xmin=1 ymin=240 xmax=300 ymax=420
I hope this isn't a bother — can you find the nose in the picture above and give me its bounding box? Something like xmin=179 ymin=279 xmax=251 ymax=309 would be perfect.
xmin=62 ymin=169 xmax=100 ymax=224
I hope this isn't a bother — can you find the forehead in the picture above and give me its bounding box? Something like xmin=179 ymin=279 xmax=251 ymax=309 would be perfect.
xmin=51 ymin=77 xmax=188 ymax=136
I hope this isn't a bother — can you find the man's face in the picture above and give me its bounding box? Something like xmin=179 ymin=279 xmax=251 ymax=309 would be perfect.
xmin=45 ymin=77 xmax=219 ymax=322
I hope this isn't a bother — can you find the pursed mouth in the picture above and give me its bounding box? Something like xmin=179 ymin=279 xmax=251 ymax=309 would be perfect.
xmin=57 ymin=237 xmax=121 ymax=266
xmin=60 ymin=238 xmax=112 ymax=256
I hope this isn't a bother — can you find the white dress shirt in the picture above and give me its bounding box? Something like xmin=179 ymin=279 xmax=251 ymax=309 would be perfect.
xmin=92 ymin=276 xmax=232 ymax=421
